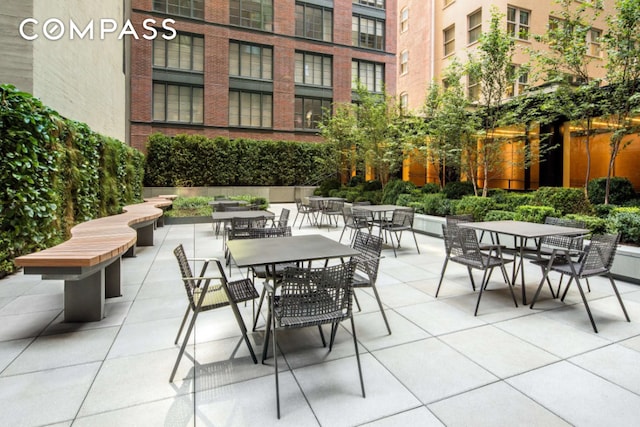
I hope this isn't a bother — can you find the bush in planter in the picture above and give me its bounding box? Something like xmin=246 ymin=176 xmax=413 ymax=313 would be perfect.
xmin=381 ymin=179 xmax=416 ymax=204
xmin=356 ymin=191 xmax=382 ymax=205
xmin=514 ymin=205 xmax=558 ymax=223
xmin=317 ymin=178 xmax=341 ymax=196
xmin=531 ymin=187 xmax=592 ymax=215
xmin=484 ymin=210 xmax=517 ymax=221
xmin=363 ymin=180 xmax=383 ymax=191
xmin=443 ymin=181 xmax=475 ymax=199
xmin=587 ymin=177 xmax=636 ymax=206
xmin=421 ymin=183 xmax=441 ymax=194
xmin=165 ymin=196 xmax=213 ymax=217
xmin=593 ymin=203 xmax=617 ymax=218
xmin=348 ymin=175 xmax=365 ymax=187
xmin=607 ymin=207 xmax=640 ymax=245
xmin=454 ymin=196 xmax=497 ymax=221
xmin=564 ymin=214 xmax=608 ymax=235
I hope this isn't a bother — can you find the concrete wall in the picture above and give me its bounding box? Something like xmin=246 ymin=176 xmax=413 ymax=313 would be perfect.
xmin=0 ymin=0 xmax=128 ymax=142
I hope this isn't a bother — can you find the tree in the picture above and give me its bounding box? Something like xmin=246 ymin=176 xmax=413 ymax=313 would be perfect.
xmin=532 ymin=0 xmax=603 ymax=197
xmin=465 ymin=7 xmax=520 ymax=196
xmin=601 ymin=0 xmax=640 ymax=204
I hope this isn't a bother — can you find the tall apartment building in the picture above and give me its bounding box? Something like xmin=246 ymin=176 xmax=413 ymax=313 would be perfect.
xmin=0 ymin=0 xmax=130 ymax=142
xmin=128 ymin=0 xmax=397 ymax=152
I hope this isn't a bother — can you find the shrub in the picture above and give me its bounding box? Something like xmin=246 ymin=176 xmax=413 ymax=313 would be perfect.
xmin=564 ymin=214 xmax=608 ymax=235
xmin=419 ymin=193 xmax=455 ymax=216
xmin=484 ymin=210 xmax=517 ymax=221
xmin=363 ymin=180 xmax=383 ymax=191
xmin=531 ymin=187 xmax=592 ymax=215
xmin=347 ymin=175 xmax=364 ymax=187
xmin=454 ymin=196 xmax=497 ymax=221
xmin=421 ymin=183 xmax=441 ymax=194
xmin=587 ymin=177 xmax=636 ymax=206
xmin=356 ymin=191 xmax=382 ymax=205
xmin=381 ymin=179 xmax=416 ymax=204
xmin=443 ymin=181 xmax=475 ymax=199
xmin=607 ymin=208 xmax=640 ymax=245
xmin=593 ymin=204 xmax=616 ymax=218
xmin=514 ymin=205 xmax=558 ymax=223
xmin=318 ymin=178 xmax=341 ymax=196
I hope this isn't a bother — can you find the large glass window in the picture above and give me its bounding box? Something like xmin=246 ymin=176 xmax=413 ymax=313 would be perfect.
xmin=153 ymin=34 xmax=204 ymax=72
xmin=153 ymin=0 xmax=204 ymax=19
xmin=295 ymin=3 xmax=333 ymax=42
xmin=352 ymin=15 xmax=384 ymax=50
xmin=507 ymin=6 xmax=530 ymax=40
xmin=294 ymin=97 xmax=331 ymax=129
xmin=295 ymin=52 xmax=332 ymax=86
xmin=468 ymin=9 xmax=482 ymax=44
xmin=153 ymin=83 xmax=203 ymax=124
xmin=352 ymin=60 xmax=384 ymax=93
xmin=354 ymin=0 xmax=385 ymax=8
xmin=229 ymin=90 xmax=272 ymax=127
xmin=443 ymin=25 xmax=455 ymax=56
xmin=229 ymin=41 xmax=272 ymax=80
xmin=230 ymin=0 xmax=274 ymax=31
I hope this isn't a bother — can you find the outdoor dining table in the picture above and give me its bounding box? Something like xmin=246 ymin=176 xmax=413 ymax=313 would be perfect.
xmin=211 ymin=210 xmax=275 ymax=239
xmin=457 ymin=220 xmax=589 ymax=305
xmin=354 ymin=204 xmax=406 ymax=233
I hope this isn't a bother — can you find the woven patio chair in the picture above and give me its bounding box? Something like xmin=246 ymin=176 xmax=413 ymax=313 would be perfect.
xmin=339 ymin=206 xmax=372 ymax=243
xmin=170 ymin=244 xmax=258 ymax=382
xmin=437 ymin=225 xmax=517 ymax=315
xmin=269 ymin=208 xmax=290 ymax=228
xmin=530 ymin=233 xmax=629 ymax=333
xmin=320 ymin=199 xmax=344 ymax=230
xmin=351 ymin=230 xmax=390 ymax=334
xmin=225 ymin=216 xmax=266 ymax=270
xmin=292 ymin=197 xmax=318 ymax=228
xmin=380 ymin=208 xmax=420 ymax=257
xmin=261 ymin=260 xmax=364 ymax=419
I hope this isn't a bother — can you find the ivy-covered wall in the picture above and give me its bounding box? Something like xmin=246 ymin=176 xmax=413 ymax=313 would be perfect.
xmin=144 ymin=133 xmax=336 ymax=187
xmin=0 ymin=84 xmax=144 ymax=275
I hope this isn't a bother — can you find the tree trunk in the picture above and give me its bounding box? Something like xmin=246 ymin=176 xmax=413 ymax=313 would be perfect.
xmin=583 ymin=119 xmax=592 ymax=198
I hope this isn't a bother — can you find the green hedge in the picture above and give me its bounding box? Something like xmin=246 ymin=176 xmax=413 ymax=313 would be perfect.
xmin=607 ymin=207 xmax=640 ymax=245
xmin=454 ymin=196 xmax=497 ymax=221
xmin=514 ymin=205 xmax=559 ymax=223
xmin=1 ymin=84 xmax=143 ymax=275
xmin=144 ymin=133 xmax=336 ymax=187
xmin=530 ymin=187 xmax=592 ymax=215
xmin=588 ymin=177 xmax=636 ymax=206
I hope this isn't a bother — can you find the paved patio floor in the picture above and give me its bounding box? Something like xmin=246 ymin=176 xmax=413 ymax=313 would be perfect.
xmin=2 ymin=203 xmax=640 ymax=426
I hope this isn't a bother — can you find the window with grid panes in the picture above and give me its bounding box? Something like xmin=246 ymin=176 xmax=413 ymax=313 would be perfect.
xmin=468 ymin=74 xmax=480 ymax=101
xmin=229 ymin=41 xmax=272 ymax=80
xmin=443 ymin=25 xmax=455 ymax=56
xmin=153 ymin=34 xmax=204 ymax=72
xmin=468 ymin=9 xmax=481 ymax=44
xmin=400 ymin=92 xmax=408 ymax=110
xmin=352 ymin=15 xmax=384 ymax=50
xmin=153 ymin=83 xmax=203 ymax=124
xmin=352 ymin=60 xmax=384 ymax=93
xmin=507 ymin=6 xmax=529 ymax=40
xmin=294 ymin=97 xmax=331 ymax=129
xmin=505 ymin=65 xmax=528 ymax=97
xmin=400 ymin=50 xmax=408 ymax=75
xmin=295 ymin=3 xmax=333 ymax=42
xmin=295 ymin=52 xmax=332 ymax=87
xmin=354 ymin=0 xmax=385 ymax=8
xmin=587 ymin=28 xmax=602 ymax=57
xmin=153 ymin=0 xmax=204 ymax=19
xmin=229 ymin=90 xmax=272 ymax=127
xmin=229 ymin=0 xmax=273 ymax=31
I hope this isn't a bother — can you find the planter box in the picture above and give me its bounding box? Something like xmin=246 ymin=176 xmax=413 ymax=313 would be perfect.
xmin=164 ymin=216 xmax=212 ymax=225
xmin=144 ymin=186 xmax=317 ymax=203
xmin=413 ymin=213 xmax=640 ymax=285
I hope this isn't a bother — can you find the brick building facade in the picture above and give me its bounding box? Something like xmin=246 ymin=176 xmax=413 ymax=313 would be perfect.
xmin=129 ymin=0 xmax=397 ymax=152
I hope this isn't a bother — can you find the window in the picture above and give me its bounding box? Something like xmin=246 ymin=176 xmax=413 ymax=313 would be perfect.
xmin=153 ymin=0 xmax=204 ymax=19
xmin=443 ymin=25 xmax=455 ymax=56
xmin=295 ymin=97 xmax=331 ymax=129
xmin=153 ymin=83 xmax=203 ymax=124
xmin=229 ymin=42 xmax=272 ymax=80
xmin=468 ymin=74 xmax=480 ymax=101
xmin=400 ymin=50 xmax=408 ymax=75
xmin=507 ymin=6 xmax=530 ymax=40
xmin=400 ymin=92 xmax=408 ymax=111
xmin=354 ymin=0 xmax=385 ymax=8
xmin=468 ymin=9 xmax=482 ymax=44
xmin=295 ymin=3 xmax=333 ymax=42
xmin=400 ymin=7 xmax=409 ymax=33
xmin=352 ymin=15 xmax=384 ymax=50
xmin=153 ymin=34 xmax=204 ymax=72
xmin=295 ymin=52 xmax=332 ymax=87
xmin=444 ymin=0 xmax=455 ymax=6
xmin=229 ymin=90 xmax=272 ymax=127
xmin=506 ymin=65 xmax=529 ymax=97
xmin=230 ymin=0 xmax=274 ymax=31
xmin=352 ymin=60 xmax=384 ymax=93
xmin=588 ymin=28 xmax=602 ymax=57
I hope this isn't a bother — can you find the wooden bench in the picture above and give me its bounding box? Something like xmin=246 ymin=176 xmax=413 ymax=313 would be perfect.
xmin=14 ymin=197 xmax=172 ymax=322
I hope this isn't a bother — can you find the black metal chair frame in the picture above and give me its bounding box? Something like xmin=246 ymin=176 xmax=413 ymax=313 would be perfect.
xmin=380 ymin=208 xmax=420 ymax=257
xmin=339 ymin=206 xmax=373 ymax=243
xmin=292 ymin=197 xmax=319 ymax=229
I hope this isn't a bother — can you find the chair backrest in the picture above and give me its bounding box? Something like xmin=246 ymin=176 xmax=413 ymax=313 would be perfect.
xmin=446 ymin=214 xmax=474 ymax=225
xmin=457 ymin=227 xmax=485 ymax=264
xmin=342 ymin=206 xmax=354 ymax=225
xmin=541 ymin=217 xmax=586 ymax=250
xmin=173 ymin=244 xmax=229 ymax=310
xmin=580 ymin=233 xmax=620 ymax=274
xmin=353 ymin=201 xmax=371 ymax=206
xmin=229 ymin=216 xmax=265 ymax=240
xmin=351 ymin=230 xmax=383 ymax=284
xmin=392 ymin=208 xmax=414 ymax=227
xmin=249 ymin=225 xmax=292 ymax=239
xmin=441 ymin=224 xmax=464 ymax=258
xmin=277 ymin=208 xmax=290 ymax=227
xmin=225 ymin=205 xmax=250 ymax=212
xmin=279 ymin=260 xmax=357 ymax=319
xmin=325 ymin=200 xmax=344 ymax=213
